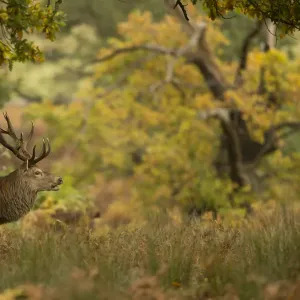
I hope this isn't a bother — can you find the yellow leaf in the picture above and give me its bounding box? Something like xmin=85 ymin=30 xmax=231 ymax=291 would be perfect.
xmin=0 ymin=11 xmax=8 ymax=21
xmin=172 ymin=281 xmax=181 ymax=287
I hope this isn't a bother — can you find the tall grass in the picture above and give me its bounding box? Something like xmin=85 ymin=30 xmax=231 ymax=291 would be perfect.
xmin=1 ymin=206 xmax=300 ymax=299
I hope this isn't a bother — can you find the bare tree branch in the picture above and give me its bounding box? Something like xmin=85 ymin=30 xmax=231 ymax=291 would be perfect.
xmin=96 ymin=54 xmax=157 ymax=98
xmin=197 ymin=107 xmax=231 ymax=122
xmin=164 ymin=0 xmax=195 ymax=35
xmin=97 ymin=45 xmax=177 ymax=63
xmin=257 ymin=19 xmax=277 ymax=96
xmin=234 ymin=20 xmax=263 ymax=87
xmin=165 ymin=0 xmax=228 ymax=99
xmin=198 ymin=110 xmax=300 ymax=187
xmin=148 ymin=22 xmax=206 ymax=95
xmin=97 ymin=1 xmax=226 ymax=100
xmin=272 ymin=121 xmax=300 ymax=132
xmin=96 ymin=31 xmax=206 ymax=96
xmin=173 ymin=0 xmax=190 ymax=21
xmin=250 ymin=122 xmax=300 ymax=168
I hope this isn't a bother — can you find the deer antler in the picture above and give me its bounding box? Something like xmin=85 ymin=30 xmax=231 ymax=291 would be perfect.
xmin=28 ymin=137 xmax=51 ymax=165
xmin=0 ymin=112 xmax=51 ymax=166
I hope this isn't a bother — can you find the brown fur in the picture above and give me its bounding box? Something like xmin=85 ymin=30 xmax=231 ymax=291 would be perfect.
xmin=0 ymin=163 xmax=62 ymax=224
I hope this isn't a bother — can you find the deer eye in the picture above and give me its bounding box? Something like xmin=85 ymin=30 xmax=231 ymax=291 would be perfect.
xmin=34 ymin=171 xmax=42 ymax=176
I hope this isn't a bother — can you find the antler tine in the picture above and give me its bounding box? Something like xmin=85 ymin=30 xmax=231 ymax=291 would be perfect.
xmin=0 ymin=113 xmax=29 ymax=161
xmin=3 ymin=112 xmax=18 ymax=139
xmin=46 ymin=138 xmax=51 ymax=155
xmin=20 ymin=132 xmax=24 ymax=144
xmin=27 ymin=121 xmax=34 ymax=144
xmin=31 ymin=145 xmax=37 ymax=161
xmin=29 ymin=137 xmax=51 ymax=165
xmin=0 ymin=131 xmax=19 ymax=157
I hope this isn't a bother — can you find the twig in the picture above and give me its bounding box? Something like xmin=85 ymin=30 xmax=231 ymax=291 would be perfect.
xmin=97 ymin=45 xmax=177 ymax=63
xmin=173 ymin=0 xmax=189 ymax=21
xmin=54 ymin=0 xmax=63 ymax=15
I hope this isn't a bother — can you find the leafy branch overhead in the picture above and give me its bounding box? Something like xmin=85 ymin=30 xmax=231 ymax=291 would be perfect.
xmin=0 ymin=0 xmax=65 ymax=69
xmin=177 ymin=0 xmax=300 ymax=35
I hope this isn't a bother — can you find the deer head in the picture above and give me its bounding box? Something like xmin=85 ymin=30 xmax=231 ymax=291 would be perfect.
xmin=0 ymin=112 xmax=63 ymax=192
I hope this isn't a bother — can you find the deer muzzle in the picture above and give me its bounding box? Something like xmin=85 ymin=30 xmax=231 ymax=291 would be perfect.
xmin=51 ymin=176 xmax=63 ymax=191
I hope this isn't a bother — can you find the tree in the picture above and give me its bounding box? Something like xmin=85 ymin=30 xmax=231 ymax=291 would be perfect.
xmin=0 ymin=0 xmax=65 ymax=69
xmin=175 ymin=0 xmax=300 ymax=36
xmin=25 ymin=2 xmax=300 ymax=217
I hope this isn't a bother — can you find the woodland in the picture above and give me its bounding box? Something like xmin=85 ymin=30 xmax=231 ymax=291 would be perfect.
xmin=0 ymin=0 xmax=300 ymax=299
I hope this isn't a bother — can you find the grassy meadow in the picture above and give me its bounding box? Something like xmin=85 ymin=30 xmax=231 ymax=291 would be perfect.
xmin=0 ymin=206 xmax=299 ymax=300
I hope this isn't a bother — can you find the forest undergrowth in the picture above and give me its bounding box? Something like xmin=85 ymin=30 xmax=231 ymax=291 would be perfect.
xmin=0 ymin=205 xmax=300 ymax=299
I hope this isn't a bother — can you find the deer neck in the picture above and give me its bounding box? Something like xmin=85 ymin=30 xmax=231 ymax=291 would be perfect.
xmin=0 ymin=169 xmax=37 ymax=223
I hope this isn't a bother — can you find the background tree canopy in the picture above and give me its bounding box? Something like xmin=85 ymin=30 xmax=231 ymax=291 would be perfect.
xmin=1 ymin=0 xmax=300 ymax=224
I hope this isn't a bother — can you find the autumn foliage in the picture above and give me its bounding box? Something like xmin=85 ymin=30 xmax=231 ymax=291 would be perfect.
xmin=9 ymin=9 xmax=298 ymax=224
xmin=0 ymin=0 xmax=65 ymax=69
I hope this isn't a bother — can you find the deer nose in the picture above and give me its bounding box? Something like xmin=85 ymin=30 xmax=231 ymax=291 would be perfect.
xmin=57 ymin=177 xmax=63 ymax=185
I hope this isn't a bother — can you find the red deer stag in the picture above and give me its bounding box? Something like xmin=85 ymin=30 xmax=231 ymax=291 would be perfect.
xmin=0 ymin=112 xmax=63 ymax=225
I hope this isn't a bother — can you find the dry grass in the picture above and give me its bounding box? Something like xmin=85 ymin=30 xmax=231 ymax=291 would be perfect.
xmin=0 ymin=206 xmax=300 ymax=299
